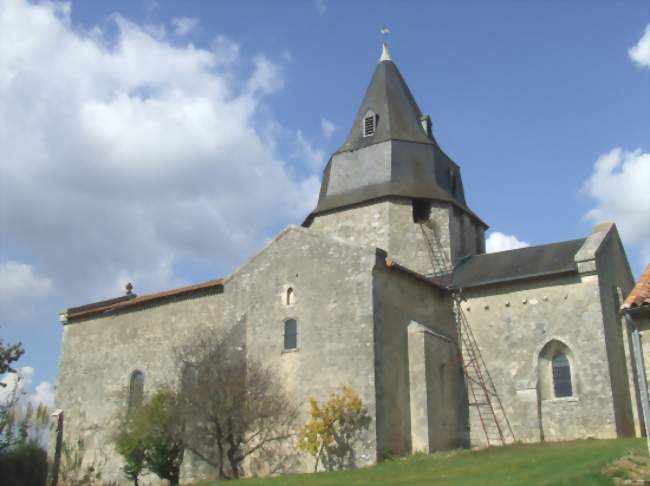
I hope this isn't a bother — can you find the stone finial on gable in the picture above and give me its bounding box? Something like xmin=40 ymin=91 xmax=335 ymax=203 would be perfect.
xmin=574 ymin=222 xmax=616 ymax=275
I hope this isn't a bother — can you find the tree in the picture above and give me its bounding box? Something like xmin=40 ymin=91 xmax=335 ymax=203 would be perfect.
xmin=298 ymin=387 xmax=371 ymax=472
xmin=176 ymin=325 xmax=298 ymax=480
xmin=0 ymin=339 xmax=25 ymax=451
xmin=115 ymin=388 xmax=185 ymax=486
xmin=0 ymin=339 xmax=24 ymax=384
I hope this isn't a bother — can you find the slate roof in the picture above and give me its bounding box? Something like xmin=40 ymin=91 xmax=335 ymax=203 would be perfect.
xmin=305 ymin=45 xmax=485 ymax=227
xmin=64 ymin=278 xmax=224 ymax=322
xmin=336 ymin=54 xmax=433 ymax=153
xmin=450 ymin=238 xmax=586 ymax=289
xmin=622 ymin=264 xmax=650 ymax=310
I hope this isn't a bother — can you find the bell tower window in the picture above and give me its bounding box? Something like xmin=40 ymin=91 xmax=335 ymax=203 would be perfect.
xmin=412 ymin=199 xmax=431 ymax=223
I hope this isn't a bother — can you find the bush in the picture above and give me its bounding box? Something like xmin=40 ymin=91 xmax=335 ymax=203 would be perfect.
xmin=0 ymin=442 xmax=47 ymax=486
xmin=115 ymin=388 xmax=184 ymax=486
xmin=297 ymin=387 xmax=371 ymax=472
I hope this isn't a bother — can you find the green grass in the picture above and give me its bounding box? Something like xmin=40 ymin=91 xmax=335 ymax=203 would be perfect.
xmin=192 ymin=438 xmax=645 ymax=486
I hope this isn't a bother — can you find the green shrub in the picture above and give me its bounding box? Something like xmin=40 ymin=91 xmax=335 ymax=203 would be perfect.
xmin=0 ymin=442 xmax=47 ymax=486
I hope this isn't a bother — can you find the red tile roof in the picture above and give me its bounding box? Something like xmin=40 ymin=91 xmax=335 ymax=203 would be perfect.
xmin=65 ymin=278 xmax=224 ymax=321
xmin=622 ymin=264 xmax=650 ymax=310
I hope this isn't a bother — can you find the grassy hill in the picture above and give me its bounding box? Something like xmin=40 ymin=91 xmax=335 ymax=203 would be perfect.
xmin=193 ymin=438 xmax=645 ymax=485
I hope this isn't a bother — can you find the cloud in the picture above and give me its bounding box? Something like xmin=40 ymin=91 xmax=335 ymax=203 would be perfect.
xmin=0 ymin=367 xmax=55 ymax=409
xmin=320 ymin=118 xmax=337 ymax=140
xmin=0 ymin=261 xmax=52 ymax=301
xmin=171 ymin=16 xmax=199 ymax=37
xmin=0 ymin=0 xmax=321 ymax=310
xmin=292 ymin=130 xmax=325 ymax=171
xmin=583 ymin=148 xmax=650 ymax=263
xmin=0 ymin=261 xmax=52 ymax=326
xmin=314 ymin=0 xmax=327 ymax=15
xmin=485 ymin=232 xmax=530 ymax=253
xmin=0 ymin=367 xmax=55 ymax=447
xmin=629 ymin=24 xmax=650 ymax=68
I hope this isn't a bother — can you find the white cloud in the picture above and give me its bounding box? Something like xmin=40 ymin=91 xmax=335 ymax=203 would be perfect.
xmin=0 ymin=0 xmax=321 ymax=308
xmin=0 ymin=367 xmax=55 ymax=447
xmin=31 ymin=380 xmax=56 ymax=410
xmin=246 ymin=54 xmax=285 ymax=95
xmin=320 ymin=118 xmax=337 ymax=140
xmin=212 ymin=34 xmax=240 ymax=65
xmin=485 ymin=232 xmax=530 ymax=253
xmin=629 ymin=24 xmax=650 ymax=68
xmin=0 ymin=367 xmax=54 ymax=409
xmin=314 ymin=0 xmax=327 ymax=15
xmin=172 ymin=16 xmax=199 ymax=37
xmin=583 ymin=148 xmax=650 ymax=263
xmin=0 ymin=261 xmax=52 ymax=301
xmin=292 ymin=130 xmax=325 ymax=171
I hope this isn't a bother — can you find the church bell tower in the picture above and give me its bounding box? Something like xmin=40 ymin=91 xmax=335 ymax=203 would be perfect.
xmin=304 ymin=44 xmax=487 ymax=275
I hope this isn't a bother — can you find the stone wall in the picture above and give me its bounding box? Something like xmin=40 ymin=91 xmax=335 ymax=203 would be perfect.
xmin=308 ymin=200 xmax=391 ymax=254
xmin=225 ymin=225 xmax=381 ymax=474
xmin=592 ymin=226 xmax=637 ymax=437
xmin=459 ymin=272 xmax=620 ymax=446
xmin=372 ymin=266 xmax=466 ymax=457
xmin=56 ymin=288 xmax=226 ymax=484
xmin=55 ymin=225 xmax=382 ymax=484
xmin=309 ymin=198 xmax=485 ymax=276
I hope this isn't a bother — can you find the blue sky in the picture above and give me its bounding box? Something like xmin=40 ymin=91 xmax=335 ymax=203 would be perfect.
xmin=0 ymin=0 xmax=648 ymax=406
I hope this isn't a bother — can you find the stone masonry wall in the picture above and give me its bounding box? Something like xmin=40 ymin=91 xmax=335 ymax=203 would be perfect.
xmin=593 ymin=229 xmax=637 ymax=437
xmin=56 ymin=225 xmax=382 ymax=484
xmin=56 ymin=290 xmax=226 ymax=484
xmin=309 ymin=198 xmax=485 ymax=276
xmin=372 ymin=266 xmax=466 ymax=457
xmin=224 ymin=225 xmax=381 ymax=474
xmin=459 ymin=273 xmax=620 ymax=446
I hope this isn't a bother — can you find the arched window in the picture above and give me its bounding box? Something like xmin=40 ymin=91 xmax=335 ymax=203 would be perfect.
xmin=283 ymin=319 xmax=298 ymax=351
xmin=181 ymin=364 xmax=198 ymax=394
xmin=286 ymin=287 xmax=294 ymax=306
xmin=128 ymin=370 xmax=144 ymax=413
xmin=538 ymin=340 xmax=575 ymax=400
xmin=552 ymin=352 xmax=572 ymax=398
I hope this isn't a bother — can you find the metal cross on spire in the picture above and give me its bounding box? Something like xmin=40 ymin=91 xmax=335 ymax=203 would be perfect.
xmin=379 ymin=26 xmax=392 ymax=62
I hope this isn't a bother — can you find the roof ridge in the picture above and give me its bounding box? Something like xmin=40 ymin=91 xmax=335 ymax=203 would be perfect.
xmin=64 ymin=278 xmax=224 ymax=322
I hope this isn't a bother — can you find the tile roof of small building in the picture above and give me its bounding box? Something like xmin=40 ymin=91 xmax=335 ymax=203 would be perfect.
xmin=64 ymin=278 xmax=224 ymax=322
xmin=450 ymin=238 xmax=587 ymax=289
xmin=622 ymin=264 xmax=650 ymax=310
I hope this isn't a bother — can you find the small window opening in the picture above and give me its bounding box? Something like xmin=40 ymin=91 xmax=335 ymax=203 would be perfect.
xmin=128 ymin=370 xmax=144 ymax=414
xmin=283 ymin=319 xmax=297 ymax=351
xmin=286 ymin=287 xmax=294 ymax=306
xmin=449 ymin=169 xmax=457 ymax=197
xmin=181 ymin=364 xmax=198 ymax=394
xmin=552 ymin=352 xmax=572 ymax=398
xmin=363 ymin=113 xmax=376 ymax=137
xmin=412 ymin=199 xmax=431 ymax=223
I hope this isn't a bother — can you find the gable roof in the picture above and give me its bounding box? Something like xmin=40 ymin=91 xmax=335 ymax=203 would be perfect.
xmin=622 ymin=264 xmax=650 ymax=311
xmin=63 ymin=278 xmax=224 ymax=322
xmin=450 ymin=238 xmax=586 ymax=289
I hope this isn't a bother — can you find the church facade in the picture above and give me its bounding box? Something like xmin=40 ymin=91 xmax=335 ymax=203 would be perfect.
xmin=55 ymin=45 xmax=641 ymax=483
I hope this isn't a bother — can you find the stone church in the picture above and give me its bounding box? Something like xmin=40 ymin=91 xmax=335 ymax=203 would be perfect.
xmin=55 ymin=44 xmax=641 ymax=482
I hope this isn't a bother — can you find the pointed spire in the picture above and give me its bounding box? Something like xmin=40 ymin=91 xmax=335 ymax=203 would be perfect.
xmin=379 ymin=42 xmax=392 ymax=62
xmin=337 ymin=46 xmax=430 ymax=153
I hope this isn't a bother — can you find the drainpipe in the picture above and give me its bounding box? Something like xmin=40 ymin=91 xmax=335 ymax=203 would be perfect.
xmin=626 ymin=315 xmax=650 ymax=455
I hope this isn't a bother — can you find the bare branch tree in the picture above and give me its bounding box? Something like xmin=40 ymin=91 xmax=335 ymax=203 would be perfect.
xmin=176 ymin=323 xmax=299 ymax=480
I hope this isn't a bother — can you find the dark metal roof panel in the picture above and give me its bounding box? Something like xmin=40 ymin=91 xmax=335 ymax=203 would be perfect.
xmin=451 ymin=238 xmax=586 ymax=289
